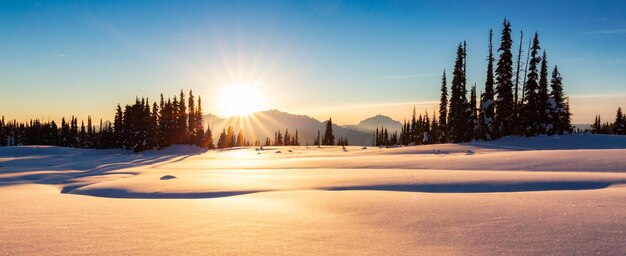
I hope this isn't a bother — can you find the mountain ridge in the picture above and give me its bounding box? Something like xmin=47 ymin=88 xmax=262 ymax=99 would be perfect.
xmin=202 ymin=110 xmax=401 ymax=145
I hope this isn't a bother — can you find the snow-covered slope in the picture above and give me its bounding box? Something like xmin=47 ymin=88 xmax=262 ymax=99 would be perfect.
xmin=1 ymin=134 xmax=626 ymax=255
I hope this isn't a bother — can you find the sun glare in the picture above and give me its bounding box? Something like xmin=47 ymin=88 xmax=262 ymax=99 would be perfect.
xmin=217 ymin=84 xmax=267 ymax=117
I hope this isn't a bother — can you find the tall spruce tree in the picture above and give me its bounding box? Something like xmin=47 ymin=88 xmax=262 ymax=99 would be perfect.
xmin=322 ymin=118 xmax=335 ymax=146
xmin=615 ymin=107 xmax=625 ymax=135
xmin=448 ymin=43 xmax=469 ymax=142
xmin=188 ymin=90 xmax=195 ymax=144
xmin=514 ymin=30 xmax=524 ymax=107
xmin=548 ymin=66 xmax=570 ymax=134
xmin=479 ymin=29 xmax=496 ymax=140
xmin=523 ymin=32 xmax=542 ymax=136
xmin=438 ymin=70 xmax=448 ymax=143
xmin=538 ymin=51 xmax=550 ymax=134
xmin=177 ymin=90 xmax=187 ymax=144
xmin=494 ymin=19 xmax=515 ymax=137
xmin=469 ymin=84 xmax=478 ymax=139
xmin=194 ymin=96 xmax=205 ymax=146
xmin=204 ymin=124 xmax=214 ymax=149
xmin=114 ymin=104 xmax=123 ymax=147
xmin=150 ymin=102 xmax=159 ymax=149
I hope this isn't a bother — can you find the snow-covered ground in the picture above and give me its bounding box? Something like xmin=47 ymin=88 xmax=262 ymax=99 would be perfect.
xmin=1 ymin=134 xmax=626 ymax=255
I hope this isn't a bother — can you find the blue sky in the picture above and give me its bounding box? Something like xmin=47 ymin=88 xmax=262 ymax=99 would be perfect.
xmin=1 ymin=0 xmax=625 ymax=124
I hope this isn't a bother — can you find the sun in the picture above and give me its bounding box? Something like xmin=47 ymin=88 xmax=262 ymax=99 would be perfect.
xmin=217 ymin=84 xmax=267 ymax=117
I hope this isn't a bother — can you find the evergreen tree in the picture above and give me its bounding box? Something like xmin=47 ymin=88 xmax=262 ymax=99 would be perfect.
xmin=438 ymin=70 xmax=448 ymax=143
xmin=226 ymin=126 xmax=235 ymax=147
xmin=548 ymin=66 xmax=570 ymax=135
xmin=150 ymin=102 xmax=160 ymax=149
xmin=522 ymin=32 xmax=542 ymax=136
xmin=188 ymin=90 xmax=195 ymax=144
xmin=217 ymin=129 xmax=226 ymax=149
xmin=194 ymin=96 xmax=205 ymax=146
xmin=177 ymin=90 xmax=188 ymax=144
xmin=448 ymin=43 xmax=469 ymax=142
xmin=86 ymin=116 xmax=94 ymax=148
xmin=171 ymin=96 xmax=179 ymax=145
xmin=61 ymin=117 xmax=69 ymax=146
xmin=538 ymin=51 xmax=550 ymax=133
xmin=158 ymin=94 xmax=170 ymax=148
xmin=284 ymin=129 xmax=291 ymax=146
xmin=494 ymin=19 xmax=515 ymax=137
xmin=114 ymin=104 xmax=124 ymax=147
xmin=479 ymin=29 xmax=496 ymax=140
xmin=203 ymin=124 xmax=214 ymax=149
xmin=237 ymin=130 xmax=245 ymax=147
xmin=79 ymin=121 xmax=86 ymax=148
xmin=469 ymin=85 xmax=478 ymax=139
xmin=70 ymin=116 xmax=79 ymax=147
xmin=614 ymin=107 xmax=624 ymax=135
xmin=315 ymin=130 xmax=321 ymax=146
xmin=322 ymin=118 xmax=335 ymax=146
xmin=420 ymin=112 xmax=428 ymax=145
xmin=514 ymin=30 xmax=524 ymax=108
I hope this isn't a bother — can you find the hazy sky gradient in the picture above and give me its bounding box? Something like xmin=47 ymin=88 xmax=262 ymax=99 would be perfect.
xmin=1 ymin=0 xmax=625 ymax=124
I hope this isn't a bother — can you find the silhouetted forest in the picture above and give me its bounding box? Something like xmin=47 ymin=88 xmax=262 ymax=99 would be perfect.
xmin=0 ymin=90 xmax=302 ymax=152
xmin=376 ymin=19 xmax=573 ymax=147
xmin=591 ymin=107 xmax=626 ymax=135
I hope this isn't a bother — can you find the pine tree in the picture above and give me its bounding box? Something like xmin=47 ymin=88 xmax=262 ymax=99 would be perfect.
xmin=469 ymin=84 xmax=478 ymax=139
xmin=614 ymin=107 xmax=624 ymax=135
xmin=192 ymin=97 xmax=203 ymax=146
xmin=226 ymin=126 xmax=235 ymax=147
xmin=284 ymin=129 xmax=290 ymax=146
xmin=322 ymin=118 xmax=335 ymax=146
xmin=86 ymin=116 xmax=94 ymax=148
xmin=538 ymin=51 xmax=550 ymax=134
xmin=70 ymin=116 xmax=79 ymax=147
xmin=448 ymin=43 xmax=469 ymax=142
xmin=158 ymin=94 xmax=169 ymax=148
xmin=275 ymin=130 xmax=283 ymax=146
xmin=522 ymin=32 xmax=542 ymax=136
xmin=150 ymin=102 xmax=160 ymax=149
xmin=61 ymin=117 xmax=69 ymax=146
xmin=438 ymin=70 xmax=448 ymax=143
xmin=79 ymin=121 xmax=86 ymax=148
xmin=494 ymin=19 xmax=515 ymax=137
xmin=479 ymin=29 xmax=496 ymax=140
xmin=514 ymin=30 xmax=524 ymax=108
xmin=114 ymin=104 xmax=124 ymax=147
xmin=237 ymin=130 xmax=245 ymax=147
xmin=204 ymin=124 xmax=214 ymax=149
xmin=178 ymin=90 xmax=188 ymax=144
xmin=217 ymin=129 xmax=226 ymax=149
xmin=548 ymin=66 xmax=571 ymax=134
xmin=188 ymin=90 xmax=195 ymax=144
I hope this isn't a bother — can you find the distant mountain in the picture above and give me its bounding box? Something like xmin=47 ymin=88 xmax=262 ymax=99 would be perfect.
xmin=94 ymin=120 xmax=112 ymax=130
xmin=345 ymin=114 xmax=403 ymax=133
xmin=203 ymin=110 xmax=374 ymax=145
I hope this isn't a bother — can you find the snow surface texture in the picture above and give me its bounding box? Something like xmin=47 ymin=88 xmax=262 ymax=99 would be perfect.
xmin=1 ymin=134 xmax=626 ymax=255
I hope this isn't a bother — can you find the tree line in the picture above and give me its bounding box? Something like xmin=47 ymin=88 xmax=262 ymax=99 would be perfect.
xmin=0 ymin=90 xmax=212 ymax=152
xmin=0 ymin=89 xmax=310 ymax=151
xmin=376 ymin=19 xmax=573 ymax=147
xmin=591 ymin=107 xmax=626 ymax=135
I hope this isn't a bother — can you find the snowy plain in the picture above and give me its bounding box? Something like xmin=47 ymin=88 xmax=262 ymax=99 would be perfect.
xmin=1 ymin=134 xmax=626 ymax=255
